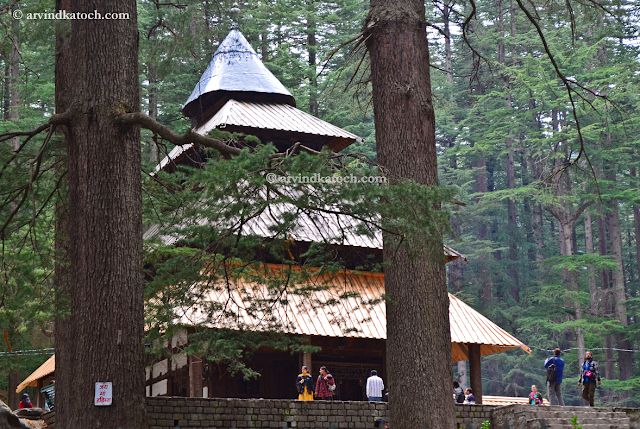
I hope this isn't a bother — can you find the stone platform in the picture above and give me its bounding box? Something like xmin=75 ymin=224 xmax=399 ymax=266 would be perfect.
xmin=41 ymin=398 xmax=639 ymax=429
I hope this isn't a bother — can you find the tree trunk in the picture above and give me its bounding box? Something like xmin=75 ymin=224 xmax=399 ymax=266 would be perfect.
xmin=585 ymin=214 xmax=599 ymax=316
xmin=631 ymin=168 xmax=640 ymax=294
xmin=306 ymin=0 xmax=318 ymax=117
xmin=365 ymin=1 xmax=455 ymax=427
xmin=606 ymin=201 xmax=633 ymax=380
xmin=596 ymin=213 xmax=616 ymax=379
xmin=9 ymin=16 xmax=19 ymax=152
xmin=148 ymin=64 xmax=158 ymax=163
xmin=54 ymin=1 xmax=146 ymax=428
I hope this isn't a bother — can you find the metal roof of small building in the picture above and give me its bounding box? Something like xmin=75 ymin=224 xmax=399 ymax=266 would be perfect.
xmin=183 ymin=29 xmax=295 ymax=121
xmin=194 ymin=100 xmax=363 ymax=152
xmin=481 ymin=396 xmax=549 ymax=406
xmin=174 ymin=265 xmax=529 ymax=362
xmin=16 ymin=354 xmax=54 ymax=392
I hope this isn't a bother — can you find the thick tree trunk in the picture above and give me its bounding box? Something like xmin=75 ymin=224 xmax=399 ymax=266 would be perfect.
xmin=54 ymin=1 xmax=146 ymax=428
xmin=365 ymin=1 xmax=455 ymax=427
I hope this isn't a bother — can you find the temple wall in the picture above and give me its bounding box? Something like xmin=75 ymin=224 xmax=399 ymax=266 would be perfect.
xmin=42 ymin=399 xmax=640 ymax=429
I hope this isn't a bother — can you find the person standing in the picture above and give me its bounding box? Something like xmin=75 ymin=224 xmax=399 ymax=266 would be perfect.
xmin=315 ymin=366 xmax=335 ymax=400
xmin=453 ymin=381 xmax=464 ymax=404
xmin=544 ymin=347 xmax=565 ymax=406
xmin=366 ymin=370 xmax=384 ymax=401
xmin=296 ymin=365 xmax=314 ymax=401
xmin=578 ymin=351 xmax=601 ymax=407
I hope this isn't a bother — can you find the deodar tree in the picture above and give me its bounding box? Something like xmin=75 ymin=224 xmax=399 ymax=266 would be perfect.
xmin=364 ymin=0 xmax=456 ymax=428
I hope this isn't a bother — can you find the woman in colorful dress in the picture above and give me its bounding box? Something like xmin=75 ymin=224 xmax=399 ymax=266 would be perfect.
xmin=529 ymin=385 xmax=543 ymax=405
xmin=296 ymin=365 xmax=314 ymax=401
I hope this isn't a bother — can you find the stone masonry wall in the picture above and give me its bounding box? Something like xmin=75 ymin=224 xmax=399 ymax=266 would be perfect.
xmin=42 ymin=399 xmax=640 ymax=429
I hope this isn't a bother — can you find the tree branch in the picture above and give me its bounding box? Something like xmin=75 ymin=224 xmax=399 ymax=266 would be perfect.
xmin=117 ymin=111 xmax=242 ymax=157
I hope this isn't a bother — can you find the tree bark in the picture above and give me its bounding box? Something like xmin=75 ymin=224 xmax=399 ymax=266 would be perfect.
xmin=596 ymin=213 xmax=616 ymax=379
xmin=148 ymin=64 xmax=158 ymax=164
xmin=365 ymin=1 xmax=455 ymax=427
xmin=54 ymin=1 xmax=146 ymax=427
xmin=306 ymin=0 xmax=318 ymax=117
xmin=9 ymin=16 xmax=19 ymax=152
xmin=585 ymin=214 xmax=599 ymax=316
xmin=631 ymin=168 xmax=640 ymax=295
xmin=606 ymin=201 xmax=633 ymax=380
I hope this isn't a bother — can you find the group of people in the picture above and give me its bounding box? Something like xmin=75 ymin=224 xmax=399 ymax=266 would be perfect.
xmin=296 ymin=366 xmax=386 ymax=402
xmin=543 ymin=348 xmax=601 ymax=407
xmin=451 ymin=348 xmax=602 ymax=407
xmin=453 ymin=382 xmax=476 ymax=404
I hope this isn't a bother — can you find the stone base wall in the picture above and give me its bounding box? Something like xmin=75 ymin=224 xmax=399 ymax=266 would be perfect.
xmin=42 ymin=398 xmax=640 ymax=429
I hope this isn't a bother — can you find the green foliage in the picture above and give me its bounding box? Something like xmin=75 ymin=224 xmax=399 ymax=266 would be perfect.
xmin=570 ymin=416 xmax=582 ymax=429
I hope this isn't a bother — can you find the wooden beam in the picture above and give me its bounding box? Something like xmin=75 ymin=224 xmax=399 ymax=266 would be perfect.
xmin=189 ymin=355 xmax=203 ymax=398
xmin=468 ymin=344 xmax=482 ymax=404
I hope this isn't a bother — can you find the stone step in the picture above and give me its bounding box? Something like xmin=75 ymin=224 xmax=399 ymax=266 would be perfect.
xmin=524 ymin=416 xmax=631 ymax=429
xmin=518 ymin=410 xmax=629 ymax=420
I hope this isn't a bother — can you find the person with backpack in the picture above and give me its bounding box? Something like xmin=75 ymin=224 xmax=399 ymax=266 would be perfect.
xmin=578 ymin=351 xmax=601 ymax=407
xmin=544 ymin=347 xmax=565 ymax=406
xmin=453 ymin=381 xmax=465 ymax=404
xmin=315 ymin=366 xmax=336 ymax=400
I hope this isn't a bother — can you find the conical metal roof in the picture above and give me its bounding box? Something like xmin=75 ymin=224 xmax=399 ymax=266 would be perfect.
xmin=182 ymin=30 xmax=295 ymax=121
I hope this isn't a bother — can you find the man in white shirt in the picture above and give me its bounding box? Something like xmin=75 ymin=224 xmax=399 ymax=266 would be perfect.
xmin=366 ymin=370 xmax=384 ymax=402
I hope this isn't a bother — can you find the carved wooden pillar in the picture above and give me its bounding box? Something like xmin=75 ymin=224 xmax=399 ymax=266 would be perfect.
xmin=468 ymin=343 xmax=482 ymax=404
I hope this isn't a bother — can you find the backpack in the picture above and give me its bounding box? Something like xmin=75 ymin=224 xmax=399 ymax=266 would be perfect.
xmin=327 ymin=375 xmax=336 ymax=391
xmin=456 ymin=390 xmax=465 ymax=404
xmin=546 ymin=358 xmax=557 ymax=382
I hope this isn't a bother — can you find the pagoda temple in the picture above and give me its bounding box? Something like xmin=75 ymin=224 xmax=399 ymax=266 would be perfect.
xmin=18 ymin=27 xmax=532 ymax=407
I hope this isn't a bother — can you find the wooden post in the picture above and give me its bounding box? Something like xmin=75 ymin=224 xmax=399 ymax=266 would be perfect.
xmin=468 ymin=344 xmax=482 ymax=404
xmin=189 ymin=355 xmax=203 ymax=398
xmin=302 ymin=352 xmax=312 ymax=371
xmin=36 ymin=378 xmax=44 ymax=408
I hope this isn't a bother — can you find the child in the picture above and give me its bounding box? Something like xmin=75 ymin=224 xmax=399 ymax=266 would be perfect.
xmin=529 ymin=385 xmax=543 ymax=405
xmin=463 ymin=387 xmax=476 ymax=404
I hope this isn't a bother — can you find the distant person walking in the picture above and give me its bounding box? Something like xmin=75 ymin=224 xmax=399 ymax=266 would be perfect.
xmin=578 ymin=351 xmax=601 ymax=407
xmin=315 ymin=366 xmax=335 ymax=400
xmin=453 ymin=381 xmax=465 ymax=404
xmin=296 ymin=365 xmax=314 ymax=401
xmin=366 ymin=370 xmax=384 ymax=402
xmin=544 ymin=347 xmax=565 ymax=406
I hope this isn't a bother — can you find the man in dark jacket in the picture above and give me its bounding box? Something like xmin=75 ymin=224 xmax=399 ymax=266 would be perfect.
xmin=578 ymin=351 xmax=601 ymax=407
xmin=544 ymin=348 xmax=565 ymax=406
